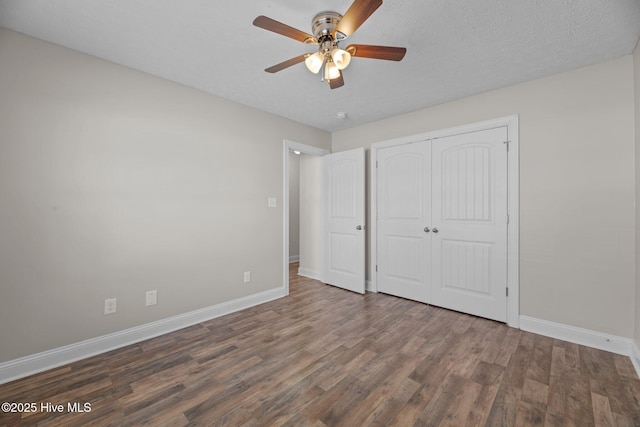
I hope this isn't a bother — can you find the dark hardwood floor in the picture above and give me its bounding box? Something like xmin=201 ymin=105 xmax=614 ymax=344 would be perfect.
xmin=1 ymin=263 xmax=639 ymax=426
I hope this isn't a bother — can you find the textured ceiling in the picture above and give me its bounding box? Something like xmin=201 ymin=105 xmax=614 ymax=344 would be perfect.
xmin=1 ymin=0 xmax=639 ymax=132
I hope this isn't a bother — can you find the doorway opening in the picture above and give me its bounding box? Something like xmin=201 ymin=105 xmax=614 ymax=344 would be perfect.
xmin=283 ymin=140 xmax=329 ymax=294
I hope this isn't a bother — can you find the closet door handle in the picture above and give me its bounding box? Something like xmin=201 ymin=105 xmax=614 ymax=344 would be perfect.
xmin=356 ymin=225 xmax=363 ymax=230
xmin=432 ymin=228 xmax=439 ymax=233
xmin=424 ymin=227 xmax=430 ymax=233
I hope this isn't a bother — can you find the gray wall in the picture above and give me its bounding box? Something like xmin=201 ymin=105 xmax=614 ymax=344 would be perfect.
xmin=0 ymin=28 xmax=331 ymax=362
xmin=333 ymin=56 xmax=636 ymax=339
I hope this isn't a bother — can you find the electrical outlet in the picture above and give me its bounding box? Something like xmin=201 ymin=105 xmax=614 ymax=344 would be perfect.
xmin=244 ymin=271 xmax=251 ymax=283
xmin=104 ymin=298 xmax=117 ymax=315
xmin=268 ymin=197 xmax=277 ymax=208
xmin=145 ymin=290 xmax=157 ymax=306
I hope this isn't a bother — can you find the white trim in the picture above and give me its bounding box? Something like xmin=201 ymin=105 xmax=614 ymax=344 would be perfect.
xmin=0 ymin=287 xmax=286 ymax=385
xmin=520 ymin=315 xmax=633 ymax=356
xmin=369 ymin=146 xmax=379 ymax=294
xmin=297 ymin=267 xmax=323 ymax=282
xmin=505 ymin=116 xmax=519 ymax=327
xmin=289 ymin=255 xmax=300 ymax=263
xmin=369 ymin=116 xmax=519 ymax=150
xmin=283 ymin=140 xmax=330 ymax=296
xmin=632 ymin=341 xmax=640 ymax=378
xmin=370 ymin=115 xmax=520 ymax=327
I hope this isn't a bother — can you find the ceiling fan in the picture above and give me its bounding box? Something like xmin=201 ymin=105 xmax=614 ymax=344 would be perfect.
xmin=253 ymin=0 xmax=406 ymax=89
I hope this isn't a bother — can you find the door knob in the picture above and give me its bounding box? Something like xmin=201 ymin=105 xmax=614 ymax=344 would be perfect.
xmin=432 ymin=228 xmax=439 ymax=233
xmin=424 ymin=227 xmax=430 ymax=233
xmin=356 ymin=225 xmax=363 ymax=230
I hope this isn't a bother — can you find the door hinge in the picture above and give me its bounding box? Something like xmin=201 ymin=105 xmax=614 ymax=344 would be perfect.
xmin=376 ymin=161 xmax=378 ymax=168
xmin=506 ymin=287 xmax=509 ymax=297
xmin=504 ymin=140 xmax=510 ymax=151
xmin=507 ymin=214 xmax=510 ymax=224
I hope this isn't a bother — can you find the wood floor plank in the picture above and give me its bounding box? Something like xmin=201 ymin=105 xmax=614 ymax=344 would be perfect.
xmin=591 ymin=392 xmax=615 ymax=427
xmin=563 ymin=371 xmax=595 ymax=427
xmin=465 ymin=382 xmax=501 ymax=426
xmin=414 ymin=373 xmax=467 ymax=426
xmin=484 ymin=382 xmax=521 ymax=426
xmin=513 ymin=400 xmax=545 ymax=426
xmin=526 ymin=334 xmax=553 ymax=385
xmin=438 ymin=379 xmax=482 ymax=427
xmin=544 ymin=411 xmax=565 ymax=427
xmin=493 ymin=327 xmax=522 ymax=367
xmin=1 ymin=262 xmax=638 ymax=425
xmin=521 ymin=378 xmax=548 ymax=408
xmin=347 ymin=375 xmax=422 ymax=426
xmin=612 ymin=353 xmax=639 ymax=379
xmin=612 ymin=412 xmax=637 ymax=427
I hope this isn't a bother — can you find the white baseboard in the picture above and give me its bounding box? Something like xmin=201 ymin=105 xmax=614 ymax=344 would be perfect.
xmin=519 ymin=315 xmax=633 ymax=356
xmin=297 ymin=267 xmax=322 ymax=282
xmin=289 ymin=255 xmax=299 ymax=263
xmin=0 ymin=287 xmax=287 ymax=385
xmin=631 ymin=341 xmax=640 ymax=379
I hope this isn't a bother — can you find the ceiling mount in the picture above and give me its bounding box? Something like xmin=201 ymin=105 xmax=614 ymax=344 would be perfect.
xmin=311 ymin=11 xmax=342 ymax=39
xmin=253 ymin=0 xmax=406 ymax=89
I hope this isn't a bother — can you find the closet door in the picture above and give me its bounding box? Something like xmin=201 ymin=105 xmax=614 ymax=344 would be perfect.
xmin=377 ymin=141 xmax=431 ymax=303
xmin=430 ymin=127 xmax=508 ymax=321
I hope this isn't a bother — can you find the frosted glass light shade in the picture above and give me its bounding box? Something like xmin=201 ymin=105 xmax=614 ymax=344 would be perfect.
xmin=324 ymin=61 xmax=340 ymax=80
xmin=305 ymin=52 xmax=325 ymax=74
xmin=331 ymin=48 xmax=351 ymax=70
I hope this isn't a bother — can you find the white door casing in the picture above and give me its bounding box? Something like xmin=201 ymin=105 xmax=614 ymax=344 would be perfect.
xmin=323 ymin=148 xmax=365 ymax=294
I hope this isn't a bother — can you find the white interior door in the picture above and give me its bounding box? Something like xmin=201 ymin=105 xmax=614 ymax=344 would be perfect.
xmin=430 ymin=128 xmax=508 ymax=321
xmin=323 ymin=148 xmax=365 ymax=294
xmin=377 ymin=142 xmax=431 ymax=303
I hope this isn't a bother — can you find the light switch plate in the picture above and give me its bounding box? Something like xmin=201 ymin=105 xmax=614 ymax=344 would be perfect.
xmin=146 ymin=290 xmax=158 ymax=306
xmin=104 ymin=298 xmax=117 ymax=315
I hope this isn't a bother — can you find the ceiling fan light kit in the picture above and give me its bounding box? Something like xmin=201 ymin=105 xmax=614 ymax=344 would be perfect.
xmin=331 ymin=48 xmax=351 ymax=70
xmin=305 ymin=51 xmax=325 ymax=74
xmin=253 ymin=0 xmax=406 ymax=89
xmin=324 ymin=59 xmax=341 ymax=80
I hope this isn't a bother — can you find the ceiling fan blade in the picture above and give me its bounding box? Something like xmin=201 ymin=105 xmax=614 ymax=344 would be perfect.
xmin=265 ymin=54 xmax=308 ymax=73
xmin=253 ymin=16 xmax=318 ymax=44
xmin=334 ymin=0 xmax=383 ymax=38
xmin=329 ymin=70 xmax=345 ymax=89
xmin=346 ymin=44 xmax=407 ymax=61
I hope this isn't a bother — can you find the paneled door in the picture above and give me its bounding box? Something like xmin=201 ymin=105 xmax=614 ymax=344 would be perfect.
xmin=376 ymin=127 xmax=508 ymax=322
xmin=323 ymin=148 xmax=365 ymax=294
xmin=377 ymin=142 xmax=431 ymax=302
xmin=431 ymin=128 xmax=508 ymax=321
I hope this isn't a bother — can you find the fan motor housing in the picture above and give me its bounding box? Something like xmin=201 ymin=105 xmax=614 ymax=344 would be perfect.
xmin=311 ymin=11 xmax=342 ymax=38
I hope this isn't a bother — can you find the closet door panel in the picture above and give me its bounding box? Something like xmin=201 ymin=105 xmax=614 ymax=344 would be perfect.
xmin=376 ymin=142 xmax=431 ymax=303
xmin=431 ymin=127 xmax=508 ymax=321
